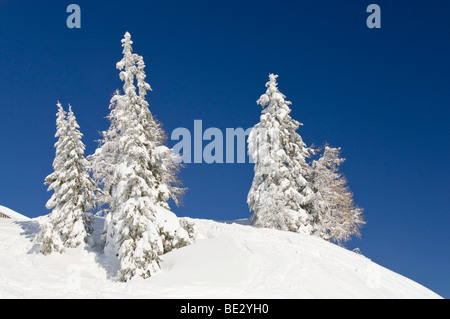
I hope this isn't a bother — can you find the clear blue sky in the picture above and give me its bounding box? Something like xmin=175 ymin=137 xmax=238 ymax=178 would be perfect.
xmin=0 ymin=0 xmax=448 ymax=298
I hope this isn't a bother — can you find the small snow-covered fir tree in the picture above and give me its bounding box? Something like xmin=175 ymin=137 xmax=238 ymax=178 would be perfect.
xmin=95 ymin=32 xmax=191 ymax=281
xmin=247 ymin=74 xmax=315 ymax=234
xmin=311 ymin=145 xmax=364 ymax=245
xmin=37 ymin=102 xmax=97 ymax=255
xmin=87 ymin=91 xmax=121 ymax=215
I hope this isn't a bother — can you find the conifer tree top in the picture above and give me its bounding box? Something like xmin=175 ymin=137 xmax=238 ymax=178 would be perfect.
xmin=257 ymin=73 xmax=292 ymax=110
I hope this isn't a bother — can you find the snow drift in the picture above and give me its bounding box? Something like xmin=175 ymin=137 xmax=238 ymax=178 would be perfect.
xmin=0 ymin=210 xmax=441 ymax=298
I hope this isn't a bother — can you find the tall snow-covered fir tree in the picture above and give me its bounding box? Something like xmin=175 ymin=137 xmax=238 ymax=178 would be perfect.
xmin=247 ymin=74 xmax=315 ymax=234
xmin=37 ymin=102 xmax=97 ymax=255
xmin=311 ymin=145 xmax=364 ymax=245
xmin=91 ymin=32 xmax=191 ymax=281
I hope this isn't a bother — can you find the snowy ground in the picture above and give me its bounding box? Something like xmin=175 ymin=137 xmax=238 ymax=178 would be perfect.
xmin=0 ymin=210 xmax=441 ymax=299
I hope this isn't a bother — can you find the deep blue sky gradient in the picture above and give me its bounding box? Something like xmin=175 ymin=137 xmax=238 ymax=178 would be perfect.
xmin=0 ymin=1 xmax=448 ymax=297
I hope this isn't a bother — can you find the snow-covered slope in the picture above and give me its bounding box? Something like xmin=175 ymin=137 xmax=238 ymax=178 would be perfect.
xmin=0 ymin=205 xmax=30 ymax=221
xmin=0 ymin=215 xmax=441 ymax=299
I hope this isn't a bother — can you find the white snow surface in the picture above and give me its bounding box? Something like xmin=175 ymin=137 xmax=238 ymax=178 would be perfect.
xmin=0 ymin=205 xmax=30 ymax=221
xmin=0 ymin=214 xmax=441 ymax=299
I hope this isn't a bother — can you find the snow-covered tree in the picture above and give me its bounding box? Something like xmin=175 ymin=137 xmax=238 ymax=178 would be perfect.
xmin=90 ymin=34 xmax=185 ymax=215
xmin=247 ymin=74 xmax=315 ymax=234
xmin=37 ymin=102 xmax=97 ymax=255
xmin=88 ymin=91 xmax=127 ymax=214
xmin=311 ymin=145 xmax=364 ymax=245
xmin=94 ymin=32 xmax=191 ymax=281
